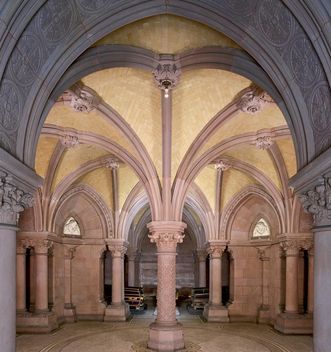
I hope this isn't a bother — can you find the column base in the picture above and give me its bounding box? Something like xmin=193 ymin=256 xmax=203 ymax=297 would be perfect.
xmin=257 ymin=304 xmax=270 ymax=323
xmin=104 ymin=302 xmax=131 ymax=322
xmin=203 ymin=304 xmax=229 ymax=322
xmin=148 ymin=322 xmax=184 ymax=351
xmin=274 ymin=312 xmax=313 ymax=334
xmin=16 ymin=311 xmax=58 ymax=333
xmin=64 ymin=303 xmax=77 ymax=323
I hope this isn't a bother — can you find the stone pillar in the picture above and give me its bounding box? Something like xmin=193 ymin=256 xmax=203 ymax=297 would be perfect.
xmin=104 ymin=239 xmax=130 ymax=321
xmin=127 ymin=252 xmax=137 ymax=287
xmin=257 ymin=247 xmax=270 ymax=322
xmin=307 ymin=246 xmax=314 ymax=314
xmin=283 ymin=241 xmax=299 ymax=314
xmin=197 ymin=250 xmax=206 ymax=287
xmin=203 ymin=241 xmax=229 ymax=322
xmin=34 ymin=240 xmax=52 ymax=313
xmin=64 ymin=246 xmax=77 ymax=322
xmin=0 ymin=172 xmax=34 ymax=352
xmin=275 ymin=236 xmax=313 ymax=334
xmin=147 ymin=221 xmax=186 ymax=352
xmin=16 ymin=240 xmax=27 ymax=313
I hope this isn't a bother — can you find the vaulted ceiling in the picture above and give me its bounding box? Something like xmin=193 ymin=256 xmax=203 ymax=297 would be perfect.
xmin=35 ymin=15 xmax=296 ymax=238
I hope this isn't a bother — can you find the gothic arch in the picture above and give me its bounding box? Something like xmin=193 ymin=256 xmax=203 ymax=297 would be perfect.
xmin=0 ymin=1 xmax=329 ymax=173
xmin=51 ymin=184 xmax=113 ymax=237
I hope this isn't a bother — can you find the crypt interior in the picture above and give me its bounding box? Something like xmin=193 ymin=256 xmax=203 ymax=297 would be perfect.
xmin=1 ymin=1 xmax=331 ymax=352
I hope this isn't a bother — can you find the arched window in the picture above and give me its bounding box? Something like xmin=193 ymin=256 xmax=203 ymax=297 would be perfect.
xmin=63 ymin=217 xmax=81 ymax=236
xmin=252 ymin=218 xmax=270 ymax=239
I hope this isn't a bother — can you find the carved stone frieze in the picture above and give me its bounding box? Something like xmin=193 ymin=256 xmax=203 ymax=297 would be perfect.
xmin=299 ymin=176 xmax=331 ymax=226
xmin=153 ymin=59 xmax=181 ymax=95
xmin=237 ymin=85 xmax=273 ymax=114
xmin=60 ymin=132 xmax=79 ymax=148
xmin=0 ymin=171 xmax=33 ymax=225
xmin=256 ymin=136 xmax=273 ymax=150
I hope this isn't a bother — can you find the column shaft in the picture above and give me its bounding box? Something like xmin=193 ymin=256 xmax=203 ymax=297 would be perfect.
xmin=285 ymin=251 xmax=299 ymax=313
xmin=307 ymin=251 xmax=314 ymax=314
xmin=314 ymin=229 xmax=331 ymax=351
xmin=128 ymin=256 xmax=136 ymax=287
xmin=16 ymin=246 xmax=26 ymax=312
xmin=210 ymin=255 xmax=222 ymax=305
xmin=0 ymin=227 xmax=17 ymax=352
xmin=112 ymin=254 xmax=122 ymax=305
xmin=34 ymin=242 xmax=50 ymax=312
xmin=198 ymin=259 xmax=206 ymax=287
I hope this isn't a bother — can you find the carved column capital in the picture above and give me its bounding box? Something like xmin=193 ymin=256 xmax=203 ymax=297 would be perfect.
xmin=214 ymin=160 xmax=231 ymax=172
xmin=206 ymin=241 xmax=227 ymax=259
xmin=104 ymin=158 xmax=120 ymax=170
xmin=60 ymin=132 xmax=79 ymax=148
xmin=107 ymin=240 xmax=128 ymax=258
xmin=147 ymin=221 xmax=186 ymax=252
xmin=196 ymin=249 xmax=207 ymax=262
xmin=0 ymin=171 xmax=34 ymax=225
xmin=64 ymin=246 xmax=77 ymax=260
xmin=280 ymin=240 xmax=300 ymax=257
xmin=153 ymin=58 xmax=181 ymax=97
xmin=66 ymin=82 xmax=101 ymax=113
xmin=237 ymin=85 xmax=273 ymax=114
xmin=257 ymin=247 xmax=270 ymax=261
xmin=256 ymin=136 xmax=273 ymax=150
xmin=34 ymin=239 xmax=53 ymax=255
xmin=299 ymin=176 xmax=331 ymax=227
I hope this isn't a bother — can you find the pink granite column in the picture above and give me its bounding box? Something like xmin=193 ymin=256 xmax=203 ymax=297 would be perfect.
xmin=34 ymin=240 xmax=52 ymax=313
xmin=104 ymin=240 xmax=129 ymax=321
xmin=203 ymin=241 xmax=229 ymax=322
xmin=16 ymin=241 xmax=27 ymax=313
xmin=307 ymin=246 xmax=314 ymax=314
xmin=197 ymin=250 xmax=207 ymax=287
xmin=64 ymin=246 xmax=76 ymax=322
xmin=284 ymin=241 xmax=299 ymax=314
xmin=147 ymin=221 xmax=186 ymax=352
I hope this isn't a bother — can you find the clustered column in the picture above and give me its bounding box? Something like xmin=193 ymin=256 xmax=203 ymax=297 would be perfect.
xmin=16 ymin=240 xmax=28 ymax=314
xmin=147 ymin=221 xmax=186 ymax=352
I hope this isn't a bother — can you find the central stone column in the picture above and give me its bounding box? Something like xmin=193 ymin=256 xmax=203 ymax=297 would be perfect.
xmin=203 ymin=241 xmax=229 ymax=322
xmin=147 ymin=221 xmax=186 ymax=352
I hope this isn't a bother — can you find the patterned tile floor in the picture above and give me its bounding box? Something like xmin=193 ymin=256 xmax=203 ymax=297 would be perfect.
xmin=17 ymin=307 xmax=313 ymax=352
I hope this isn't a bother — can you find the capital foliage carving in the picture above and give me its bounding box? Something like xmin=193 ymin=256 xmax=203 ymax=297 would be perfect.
xmin=257 ymin=247 xmax=270 ymax=261
xmin=207 ymin=244 xmax=226 ymax=258
xmin=214 ymin=160 xmax=231 ymax=172
xmin=66 ymin=83 xmax=100 ymax=113
xmin=60 ymin=132 xmax=79 ymax=148
xmin=34 ymin=239 xmax=53 ymax=255
xmin=149 ymin=232 xmax=185 ymax=252
xmin=108 ymin=244 xmax=127 ymax=258
xmin=64 ymin=245 xmax=77 ymax=260
xmin=299 ymin=176 xmax=331 ymax=226
xmin=104 ymin=158 xmax=119 ymax=170
xmin=237 ymin=85 xmax=273 ymax=114
xmin=0 ymin=171 xmax=33 ymax=225
xmin=153 ymin=59 xmax=181 ymax=92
